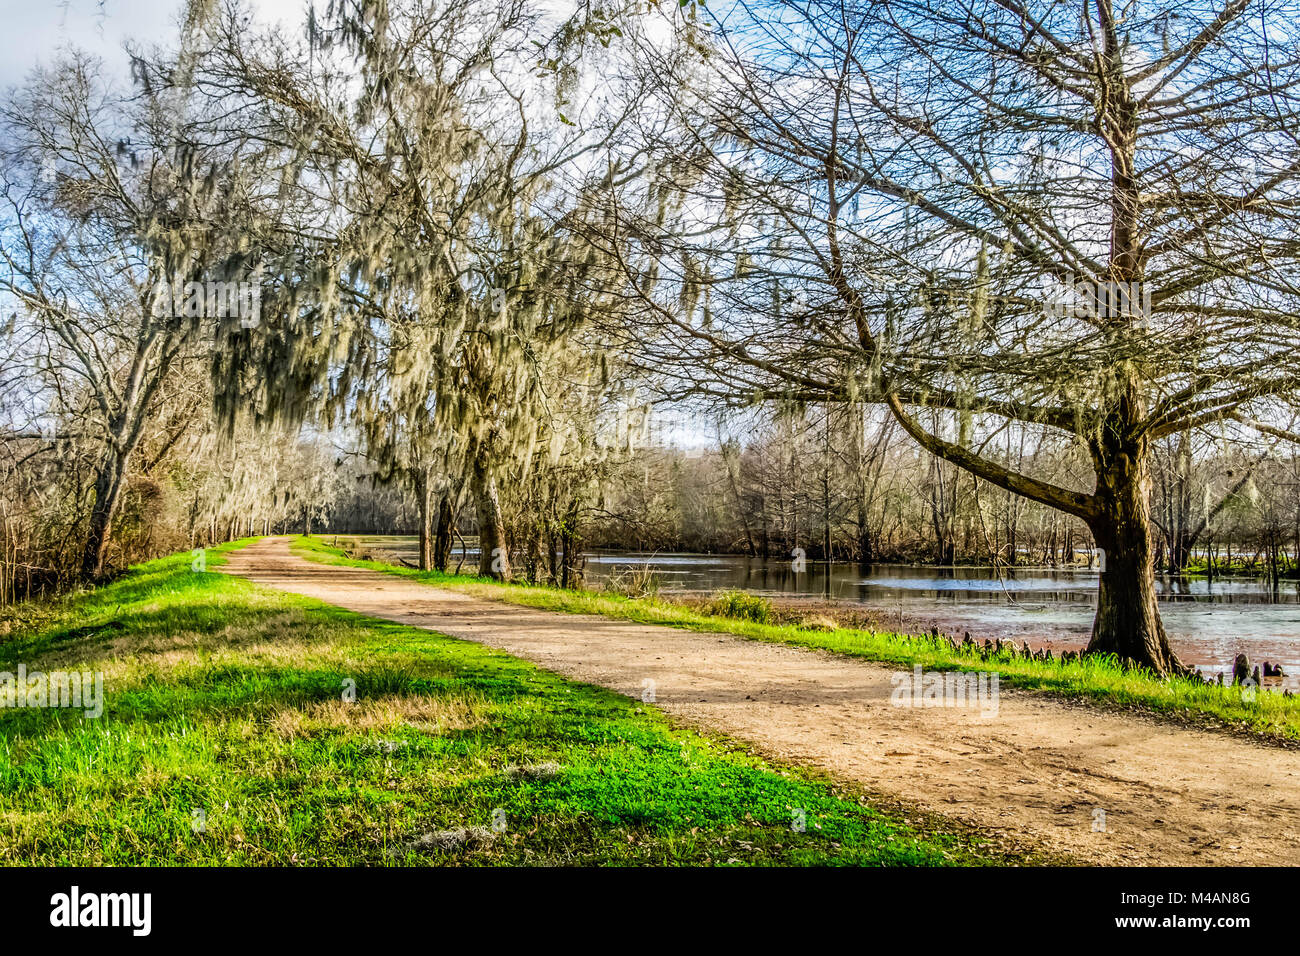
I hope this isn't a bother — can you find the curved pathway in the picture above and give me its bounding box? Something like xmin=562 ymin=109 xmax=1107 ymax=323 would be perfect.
xmin=223 ymin=537 xmax=1300 ymax=865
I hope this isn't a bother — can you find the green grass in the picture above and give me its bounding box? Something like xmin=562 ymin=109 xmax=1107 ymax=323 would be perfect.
xmin=0 ymin=543 xmax=1013 ymax=866
xmin=297 ymin=536 xmax=1300 ymax=743
xmin=1181 ymin=556 xmax=1300 ymax=580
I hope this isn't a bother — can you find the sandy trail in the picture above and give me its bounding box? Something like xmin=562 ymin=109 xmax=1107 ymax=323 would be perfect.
xmin=223 ymin=537 xmax=1300 ymax=865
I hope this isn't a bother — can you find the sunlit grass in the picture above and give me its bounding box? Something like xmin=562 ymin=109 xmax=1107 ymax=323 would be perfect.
xmin=0 ymin=544 xmax=1014 ymax=866
xmin=297 ymin=536 xmax=1300 ymax=743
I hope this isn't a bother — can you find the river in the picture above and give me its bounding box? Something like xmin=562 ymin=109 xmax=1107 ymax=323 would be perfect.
xmin=350 ymin=536 xmax=1300 ymax=685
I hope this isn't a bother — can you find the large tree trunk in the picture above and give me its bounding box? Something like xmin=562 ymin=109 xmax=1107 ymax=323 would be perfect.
xmin=524 ymin=519 xmax=543 ymax=583
xmin=1081 ymin=50 xmax=1186 ymax=677
xmin=76 ymin=314 xmax=165 ymax=580
xmin=856 ymin=522 xmax=873 ymax=564
xmin=1085 ymin=424 xmax=1185 ymax=676
xmin=80 ymin=448 xmax=129 ymax=579
xmin=547 ymin=524 xmax=559 ymax=583
xmin=885 ymin=385 xmax=1185 ymax=676
xmin=472 ymin=455 xmax=509 ymax=580
xmin=559 ymin=496 xmax=581 ymax=589
xmin=416 ymin=469 xmax=434 ymax=571
xmin=433 ymin=493 xmax=454 ymax=572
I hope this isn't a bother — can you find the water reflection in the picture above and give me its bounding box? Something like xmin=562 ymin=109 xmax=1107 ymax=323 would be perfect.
xmin=581 ymin=552 xmax=1300 ymax=606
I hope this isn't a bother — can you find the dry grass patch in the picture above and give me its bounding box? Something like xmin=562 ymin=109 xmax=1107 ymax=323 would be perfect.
xmin=100 ymin=636 xmax=337 ymax=686
xmin=269 ymin=693 xmax=485 ymax=739
xmin=106 ymin=646 xmax=203 ymax=675
xmin=33 ymin=613 xmax=316 ymax=672
xmin=799 ymin=614 xmax=840 ymax=631
xmin=503 ymin=761 xmax=563 ymax=780
xmin=409 ymin=826 xmax=498 ymax=853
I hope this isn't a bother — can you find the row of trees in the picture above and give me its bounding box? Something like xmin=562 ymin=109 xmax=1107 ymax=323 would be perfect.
xmin=192 ymin=0 xmax=653 ymax=581
xmin=589 ymin=408 xmax=1300 ymax=579
xmin=0 ymin=0 xmax=637 ymax=594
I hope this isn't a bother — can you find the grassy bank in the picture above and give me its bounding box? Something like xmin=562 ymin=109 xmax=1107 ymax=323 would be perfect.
xmin=0 ymin=545 xmax=1011 ymax=866
xmin=1181 ymin=556 xmax=1300 ymax=580
xmin=297 ymin=536 xmax=1300 ymax=743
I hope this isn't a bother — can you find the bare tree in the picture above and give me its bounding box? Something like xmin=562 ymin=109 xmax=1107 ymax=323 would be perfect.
xmin=611 ymin=0 xmax=1300 ymax=673
xmin=0 ymin=37 xmax=261 ymax=578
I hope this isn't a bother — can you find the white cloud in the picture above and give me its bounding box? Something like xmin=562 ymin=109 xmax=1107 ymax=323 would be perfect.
xmin=0 ymin=0 xmax=305 ymax=89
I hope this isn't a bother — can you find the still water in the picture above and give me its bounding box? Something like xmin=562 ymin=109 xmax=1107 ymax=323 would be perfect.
xmin=354 ymin=536 xmax=1300 ymax=681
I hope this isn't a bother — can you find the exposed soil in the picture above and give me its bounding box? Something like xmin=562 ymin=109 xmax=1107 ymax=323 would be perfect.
xmin=223 ymin=537 xmax=1300 ymax=866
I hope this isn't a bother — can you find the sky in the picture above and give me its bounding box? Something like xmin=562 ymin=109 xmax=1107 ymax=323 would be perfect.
xmin=0 ymin=0 xmax=302 ymax=89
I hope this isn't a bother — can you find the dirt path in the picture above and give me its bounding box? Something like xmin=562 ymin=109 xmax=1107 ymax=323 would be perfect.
xmin=223 ymin=537 xmax=1300 ymax=865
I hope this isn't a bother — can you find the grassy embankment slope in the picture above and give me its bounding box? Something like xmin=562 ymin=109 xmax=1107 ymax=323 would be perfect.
xmin=296 ymin=536 xmax=1300 ymax=744
xmin=0 ymin=543 xmax=1013 ymax=865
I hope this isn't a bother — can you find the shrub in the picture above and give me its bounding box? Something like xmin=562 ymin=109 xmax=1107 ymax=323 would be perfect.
xmin=706 ymin=588 xmax=774 ymax=623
